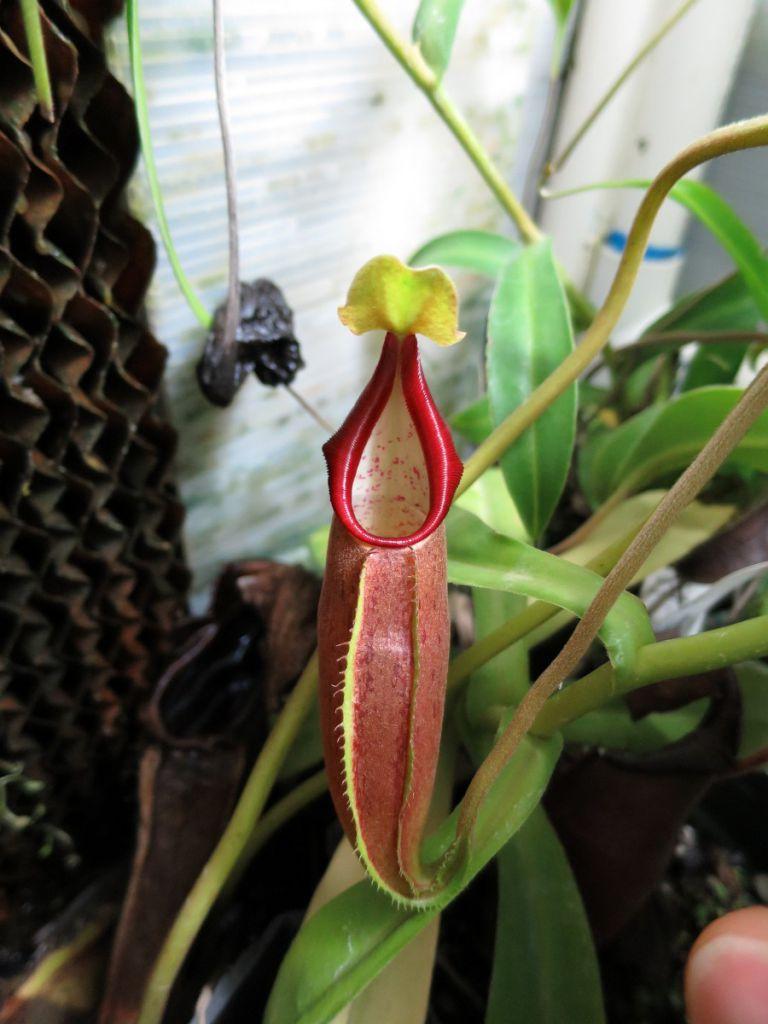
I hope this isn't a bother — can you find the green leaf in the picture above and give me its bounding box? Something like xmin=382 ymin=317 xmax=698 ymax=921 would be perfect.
xmin=454 ymin=467 xmax=529 ymax=541
xmin=685 ymin=342 xmax=750 ymax=392
xmin=562 ymin=698 xmax=709 ymax=752
xmin=446 ymin=507 xmax=654 ymax=679
xmin=466 ymin=591 xmax=530 ymax=724
xmin=564 ymin=490 xmax=734 ymax=585
xmin=451 ymin=395 xmax=493 ymax=444
xmin=649 ymin=272 xmax=760 ymax=390
xmin=412 ymin=0 xmax=467 ymax=81
xmin=649 ymin=272 xmax=759 ymax=337
xmin=553 ymin=178 xmax=768 ymax=321
xmin=307 ymin=523 xmax=331 ymax=570
xmin=486 ymin=807 xmax=605 ymax=1024
xmin=564 ymin=657 xmax=768 ymax=757
xmin=615 ymin=274 xmax=758 ymax=394
xmin=579 ymin=386 xmax=768 ymax=508
xmin=547 ymin=0 xmax=575 ymax=30
xmin=266 ymin=882 xmax=432 ymax=1024
xmin=519 ymin=493 xmax=733 ymax=656
xmin=487 ymin=239 xmax=576 ymax=541
xmin=305 ymin=840 xmax=440 ymax=1024
xmin=410 ymin=230 xmax=520 ymax=277
xmin=264 ymin=733 xmax=562 ymax=1024
xmin=735 ymin=660 xmax=768 ymax=759
xmin=671 ymin=179 xmax=768 ymax=323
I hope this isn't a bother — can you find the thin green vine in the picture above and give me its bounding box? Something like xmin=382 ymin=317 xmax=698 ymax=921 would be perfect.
xmin=20 ymin=0 xmax=54 ymax=123
xmin=125 ymin=0 xmax=212 ymax=330
xmin=544 ymin=0 xmax=701 ymax=180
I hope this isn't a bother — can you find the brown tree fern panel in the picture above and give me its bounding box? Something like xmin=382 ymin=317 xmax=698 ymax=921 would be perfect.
xmin=0 ymin=0 xmax=189 ymax=939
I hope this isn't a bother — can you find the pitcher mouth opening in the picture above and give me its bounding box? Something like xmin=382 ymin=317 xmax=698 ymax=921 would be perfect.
xmin=323 ymin=333 xmax=463 ymax=549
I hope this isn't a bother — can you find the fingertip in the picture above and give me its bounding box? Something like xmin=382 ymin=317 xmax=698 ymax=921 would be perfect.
xmin=685 ymin=907 xmax=768 ymax=1024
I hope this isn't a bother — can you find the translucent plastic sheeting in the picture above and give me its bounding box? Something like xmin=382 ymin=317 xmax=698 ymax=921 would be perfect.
xmin=108 ymin=0 xmax=546 ymax=596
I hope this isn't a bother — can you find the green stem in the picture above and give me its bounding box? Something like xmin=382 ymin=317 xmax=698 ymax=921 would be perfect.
xmin=136 ymin=654 xmax=319 ymax=1024
xmin=351 ymin=1 xmax=595 ymax=327
xmin=352 ymin=0 xmax=539 ymax=243
xmin=428 ymin=84 xmax=541 ymax=245
xmin=533 ymin=614 xmax=768 ymax=737
xmin=125 ymin=0 xmax=212 ymax=330
xmin=545 ymin=0 xmax=701 ymax=180
xmin=20 ymin=0 xmax=54 ymax=122
xmin=458 ymin=114 xmax=768 ymax=497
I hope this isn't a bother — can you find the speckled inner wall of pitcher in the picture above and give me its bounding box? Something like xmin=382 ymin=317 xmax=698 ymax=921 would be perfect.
xmin=108 ymin=0 xmax=543 ymax=599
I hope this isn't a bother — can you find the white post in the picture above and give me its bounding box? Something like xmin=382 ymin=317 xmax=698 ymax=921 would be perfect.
xmin=539 ymin=0 xmax=755 ymax=340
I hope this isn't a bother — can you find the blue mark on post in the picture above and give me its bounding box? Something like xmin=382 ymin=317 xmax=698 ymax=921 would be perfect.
xmin=605 ymin=229 xmax=684 ymax=262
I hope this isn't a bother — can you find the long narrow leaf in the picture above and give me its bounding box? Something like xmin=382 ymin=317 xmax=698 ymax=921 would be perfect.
xmin=564 ymin=490 xmax=734 ymax=585
xmin=672 ymin=178 xmax=768 ymax=322
xmin=648 ymin=271 xmax=758 ymax=337
xmin=486 ymin=807 xmax=605 ymax=1024
xmin=487 ymin=240 xmax=576 ymax=541
xmin=305 ymin=841 xmax=440 ymax=1024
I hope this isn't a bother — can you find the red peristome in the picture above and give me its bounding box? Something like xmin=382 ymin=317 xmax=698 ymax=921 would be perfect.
xmin=323 ymin=333 xmax=463 ymax=549
xmin=317 ymin=517 xmax=450 ymax=897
